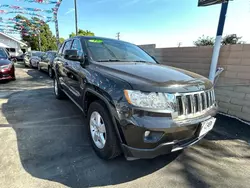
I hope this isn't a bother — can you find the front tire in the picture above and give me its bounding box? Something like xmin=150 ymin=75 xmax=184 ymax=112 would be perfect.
xmin=54 ymin=78 xmax=66 ymax=100
xmin=87 ymin=101 xmax=121 ymax=160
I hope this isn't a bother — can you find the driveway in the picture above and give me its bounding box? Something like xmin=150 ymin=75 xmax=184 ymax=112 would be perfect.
xmin=0 ymin=64 xmax=250 ymax=188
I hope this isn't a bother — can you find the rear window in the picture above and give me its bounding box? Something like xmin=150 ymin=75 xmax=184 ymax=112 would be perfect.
xmin=32 ymin=52 xmax=44 ymax=57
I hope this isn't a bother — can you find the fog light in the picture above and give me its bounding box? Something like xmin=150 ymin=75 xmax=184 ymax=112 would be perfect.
xmin=144 ymin=131 xmax=150 ymax=137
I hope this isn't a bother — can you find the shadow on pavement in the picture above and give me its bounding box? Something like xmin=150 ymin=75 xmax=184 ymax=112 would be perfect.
xmin=206 ymin=114 xmax=250 ymax=143
xmin=0 ymin=68 xmax=52 ymax=91
xmin=2 ymin=88 xmax=181 ymax=187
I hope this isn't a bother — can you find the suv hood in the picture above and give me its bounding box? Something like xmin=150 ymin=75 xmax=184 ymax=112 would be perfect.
xmin=94 ymin=62 xmax=213 ymax=93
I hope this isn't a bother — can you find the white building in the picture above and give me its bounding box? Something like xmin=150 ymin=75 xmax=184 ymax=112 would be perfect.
xmin=0 ymin=32 xmax=29 ymax=56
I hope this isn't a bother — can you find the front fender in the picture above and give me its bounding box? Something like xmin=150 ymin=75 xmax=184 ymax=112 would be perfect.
xmin=83 ymin=87 xmax=125 ymax=144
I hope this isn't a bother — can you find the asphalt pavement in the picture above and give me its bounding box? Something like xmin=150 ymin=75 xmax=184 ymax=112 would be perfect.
xmin=0 ymin=64 xmax=250 ymax=188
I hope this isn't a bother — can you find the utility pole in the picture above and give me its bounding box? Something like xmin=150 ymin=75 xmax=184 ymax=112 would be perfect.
xmin=209 ymin=1 xmax=229 ymax=83
xmin=116 ymin=32 xmax=120 ymax=40
xmin=74 ymin=0 xmax=78 ymax=35
xmin=55 ymin=13 xmax=60 ymax=48
xmin=38 ymin=30 xmax=41 ymax=51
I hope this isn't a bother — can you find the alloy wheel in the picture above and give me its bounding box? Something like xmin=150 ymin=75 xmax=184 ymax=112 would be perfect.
xmin=54 ymin=79 xmax=58 ymax=96
xmin=49 ymin=68 xmax=52 ymax=77
xmin=90 ymin=111 xmax=106 ymax=149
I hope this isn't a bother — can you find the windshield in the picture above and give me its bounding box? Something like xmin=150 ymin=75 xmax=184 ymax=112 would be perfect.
xmin=48 ymin=52 xmax=56 ymax=58
xmin=86 ymin=39 xmax=156 ymax=63
xmin=0 ymin=48 xmax=8 ymax=59
xmin=32 ymin=52 xmax=44 ymax=57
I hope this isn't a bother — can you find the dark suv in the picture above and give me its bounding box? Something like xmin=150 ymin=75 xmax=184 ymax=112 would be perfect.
xmin=53 ymin=36 xmax=217 ymax=160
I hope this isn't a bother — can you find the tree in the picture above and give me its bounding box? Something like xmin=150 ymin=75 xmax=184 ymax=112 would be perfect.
xmin=69 ymin=29 xmax=95 ymax=38
xmin=15 ymin=15 xmax=57 ymax=51
xmin=69 ymin=32 xmax=76 ymax=38
xmin=194 ymin=35 xmax=215 ymax=46
xmin=59 ymin=38 xmax=65 ymax=44
xmin=222 ymin=34 xmax=245 ymax=45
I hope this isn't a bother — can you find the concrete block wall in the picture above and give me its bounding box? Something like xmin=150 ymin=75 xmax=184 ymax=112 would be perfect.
xmin=139 ymin=44 xmax=250 ymax=121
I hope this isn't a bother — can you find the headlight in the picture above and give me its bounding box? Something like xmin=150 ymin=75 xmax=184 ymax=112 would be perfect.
xmin=124 ymin=90 xmax=176 ymax=110
xmin=0 ymin=64 xmax=11 ymax=70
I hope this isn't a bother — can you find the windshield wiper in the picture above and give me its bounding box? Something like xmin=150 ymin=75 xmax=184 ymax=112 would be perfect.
xmin=97 ymin=59 xmax=122 ymax=62
xmin=130 ymin=60 xmax=151 ymax=63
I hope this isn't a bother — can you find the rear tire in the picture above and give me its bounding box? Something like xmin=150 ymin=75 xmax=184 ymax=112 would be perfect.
xmin=48 ymin=67 xmax=54 ymax=78
xmin=54 ymin=78 xmax=66 ymax=100
xmin=37 ymin=63 xmax=41 ymax=71
xmin=87 ymin=101 xmax=121 ymax=160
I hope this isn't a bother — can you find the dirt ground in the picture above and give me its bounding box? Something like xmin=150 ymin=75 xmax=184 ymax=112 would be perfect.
xmin=0 ymin=64 xmax=250 ymax=188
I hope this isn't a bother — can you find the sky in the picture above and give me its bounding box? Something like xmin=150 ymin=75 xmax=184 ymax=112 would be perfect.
xmin=1 ymin=0 xmax=250 ymax=47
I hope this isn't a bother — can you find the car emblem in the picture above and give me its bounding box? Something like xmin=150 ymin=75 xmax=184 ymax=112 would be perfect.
xmin=197 ymin=84 xmax=203 ymax=90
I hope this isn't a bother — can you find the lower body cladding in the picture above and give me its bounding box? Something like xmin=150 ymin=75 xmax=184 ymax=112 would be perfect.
xmin=118 ymin=105 xmax=218 ymax=159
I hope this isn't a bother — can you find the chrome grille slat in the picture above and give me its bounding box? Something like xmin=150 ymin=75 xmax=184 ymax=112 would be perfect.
xmin=190 ymin=95 xmax=195 ymax=114
xmin=174 ymin=89 xmax=215 ymax=118
xmin=208 ymin=91 xmax=212 ymax=107
xmin=197 ymin=93 xmax=202 ymax=112
xmin=181 ymin=95 xmax=187 ymax=115
xmin=212 ymin=90 xmax=215 ymax=103
xmin=203 ymin=92 xmax=208 ymax=109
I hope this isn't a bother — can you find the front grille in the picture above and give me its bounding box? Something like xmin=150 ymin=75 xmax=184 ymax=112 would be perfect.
xmin=175 ymin=89 xmax=215 ymax=116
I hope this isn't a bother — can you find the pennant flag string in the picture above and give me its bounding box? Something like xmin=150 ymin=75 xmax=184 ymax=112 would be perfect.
xmin=15 ymin=0 xmax=61 ymax=4
xmin=0 ymin=10 xmax=46 ymax=18
xmin=0 ymin=0 xmax=62 ymax=47
xmin=0 ymin=17 xmax=55 ymax=24
xmin=0 ymin=5 xmax=57 ymax=14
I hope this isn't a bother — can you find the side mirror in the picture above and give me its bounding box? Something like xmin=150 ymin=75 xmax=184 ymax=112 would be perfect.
xmin=64 ymin=49 xmax=84 ymax=62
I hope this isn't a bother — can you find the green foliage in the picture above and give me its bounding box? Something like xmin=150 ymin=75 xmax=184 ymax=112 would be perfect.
xmin=69 ymin=29 xmax=95 ymax=38
xmin=15 ymin=15 xmax=57 ymax=51
xmin=194 ymin=35 xmax=215 ymax=46
xmin=222 ymin=34 xmax=245 ymax=45
xmin=194 ymin=34 xmax=245 ymax=47
xmin=69 ymin=32 xmax=76 ymax=38
xmin=59 ymin=37 xmax=65 ymax=44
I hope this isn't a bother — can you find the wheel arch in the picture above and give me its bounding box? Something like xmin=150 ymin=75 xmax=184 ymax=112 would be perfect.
xmin=48 ymin=64 xmax=55 ymax=75
xmin=83 ymin=88 xmax=125 ymax=145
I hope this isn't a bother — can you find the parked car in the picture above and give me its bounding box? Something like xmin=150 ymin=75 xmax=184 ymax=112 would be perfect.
xmin=0 ymin=47 xmax=15 ymax=81
xmin=38 ymin=51 xmax=57 ymax=78
xmin=24 ymin=51 xmax=45 ymax=68
xmin=16 ymin=53 xmax=25 ymax=62
xmin=30 ymin=51 xmax=45 ymax=68
xmin=53 ymin=36 xmax=218 ymax=160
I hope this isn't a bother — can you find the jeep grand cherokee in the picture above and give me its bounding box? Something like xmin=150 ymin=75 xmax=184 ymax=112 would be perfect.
xmin=53 ymin=36 xmax=217 ymax=160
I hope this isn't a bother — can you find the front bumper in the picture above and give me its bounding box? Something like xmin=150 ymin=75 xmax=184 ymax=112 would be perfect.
xmin=118 ymin=104 xmax=218 ymax=159
xmin=122 ymin=134 xmax=205 ymax=159
xmin=0 ymin=69 xmax=14 ymax=80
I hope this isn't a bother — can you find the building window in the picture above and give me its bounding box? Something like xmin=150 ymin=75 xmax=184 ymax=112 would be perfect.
xmin=6 ymin=48 xmax=16 ymax=52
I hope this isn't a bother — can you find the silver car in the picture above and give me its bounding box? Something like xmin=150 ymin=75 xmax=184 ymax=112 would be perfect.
xmin=24 ymin=51 xmax=45 ymax=68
